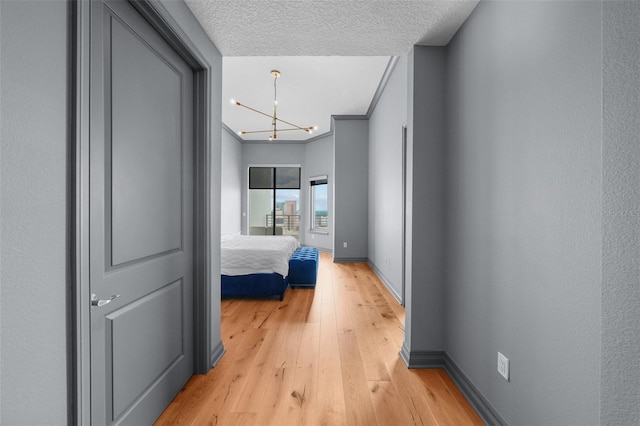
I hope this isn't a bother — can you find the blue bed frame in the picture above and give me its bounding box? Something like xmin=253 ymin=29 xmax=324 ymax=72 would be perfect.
xmin=221 ymin=273 xmax=289 ymax=301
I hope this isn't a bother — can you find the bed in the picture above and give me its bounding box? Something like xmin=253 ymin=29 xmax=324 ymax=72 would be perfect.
xmin=221 ymin=235 xmax=300 ymax=300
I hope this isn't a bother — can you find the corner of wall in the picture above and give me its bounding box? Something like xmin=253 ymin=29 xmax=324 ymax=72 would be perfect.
xmin=404 ymin=46 xmax=447 ymax=353
xmin=601 ymin=1 xmax=640 ymax=423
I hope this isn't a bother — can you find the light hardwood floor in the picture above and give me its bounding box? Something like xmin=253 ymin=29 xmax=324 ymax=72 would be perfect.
xmin=155 ymin=252 xmax=484 ymax=425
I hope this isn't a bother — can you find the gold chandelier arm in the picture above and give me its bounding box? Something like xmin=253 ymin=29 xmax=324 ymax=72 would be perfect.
xmin=238 ymin=129 xmax=277 ymax=135
xmin=232 ymin=70 xmax=315 ymax=139
xmin=274 ymin=117 xmax=314 ymax=132
xmin=234 ymin=101 xmax=274 ymax=120
xmin=234 ymin=102 xmax=313 ymax=133
xmin=239 ymin=128 xmax=309 ymax=135
xmin=269 ymin=128 xmax=312 ymax=132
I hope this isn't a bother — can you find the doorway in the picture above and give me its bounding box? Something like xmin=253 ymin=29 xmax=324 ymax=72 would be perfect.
xmin=73 ymin=0 xmax=215 ymax=423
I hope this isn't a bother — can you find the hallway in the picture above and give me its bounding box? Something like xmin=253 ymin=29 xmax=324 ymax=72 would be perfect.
xmin=156 ymin=252 xmax=482 ymax=425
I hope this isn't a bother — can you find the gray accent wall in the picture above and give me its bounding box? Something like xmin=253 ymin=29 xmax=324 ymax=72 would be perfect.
xmin=221 ymin=127 xmax=242 ymax=235
xmin=303 ymin=134 xmax=333 ymax=251
xmin=443 ymin=1 xmax=601 ymax=424
xmin=367 ymin=56 xmax=407 ymax=301
xmin=333 ymin=118 xmax=369 ymax=260
xmin=602 ymin=1 xmax=640 ymax=424
xmin=0 ymin=1 xmax=70 ymax=423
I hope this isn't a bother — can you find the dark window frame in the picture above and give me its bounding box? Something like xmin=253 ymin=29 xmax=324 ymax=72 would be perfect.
xmin=310 ymin=175 xmax=328 ymax=233
xmin=249 ymin=166 xmax=301 ymax=235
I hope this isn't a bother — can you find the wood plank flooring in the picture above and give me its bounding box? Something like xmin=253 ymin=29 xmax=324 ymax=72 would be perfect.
xmin=155 ymin=252 xmax=484 ymax=426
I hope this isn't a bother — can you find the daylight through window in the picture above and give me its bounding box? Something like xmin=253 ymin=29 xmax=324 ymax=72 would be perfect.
xmin=310 ymin=176 xmax=328 ymax=232
xmin=248 ymin=166 xmax=301 ymax=238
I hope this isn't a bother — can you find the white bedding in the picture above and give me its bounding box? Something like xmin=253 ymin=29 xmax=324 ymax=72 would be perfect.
xmin=221 ymin=235 xmax=300 ymax=277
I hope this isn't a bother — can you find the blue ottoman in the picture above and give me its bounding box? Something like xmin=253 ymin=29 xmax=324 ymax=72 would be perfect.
xmin=288 ymin=247 xmax=319 ymax=287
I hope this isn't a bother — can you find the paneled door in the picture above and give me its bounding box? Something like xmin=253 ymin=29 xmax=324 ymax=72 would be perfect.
xmin=89 ymin=1 xmax=194 ymax=424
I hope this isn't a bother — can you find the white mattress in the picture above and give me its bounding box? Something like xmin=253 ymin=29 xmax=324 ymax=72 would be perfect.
xmin=221 ymin=235 xmax=300 ymax=277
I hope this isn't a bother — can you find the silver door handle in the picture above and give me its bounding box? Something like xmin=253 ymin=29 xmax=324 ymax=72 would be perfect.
xmin=91 ymin=293 xmax=120 ymax=307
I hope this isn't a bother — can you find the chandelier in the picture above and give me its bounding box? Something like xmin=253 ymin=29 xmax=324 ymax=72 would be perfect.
xmin=231 ymin=70 xmax=317 ymax=141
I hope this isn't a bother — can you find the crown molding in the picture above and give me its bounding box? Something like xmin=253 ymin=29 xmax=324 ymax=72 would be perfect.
xmin=366 ymin=56 xmax=400 ymax=118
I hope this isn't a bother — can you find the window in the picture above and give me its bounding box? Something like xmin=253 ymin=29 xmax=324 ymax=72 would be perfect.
xmin=249 ymin=167 xmax=301 ymax=238
xmin=310 ymin=176 xmax=328 ymax=232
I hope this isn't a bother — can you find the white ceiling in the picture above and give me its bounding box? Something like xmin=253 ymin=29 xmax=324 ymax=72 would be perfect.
xmin=184 ymin=0 xmax=479 ymax=141
xmin=222 ymin=57 xmax=390 ymax=141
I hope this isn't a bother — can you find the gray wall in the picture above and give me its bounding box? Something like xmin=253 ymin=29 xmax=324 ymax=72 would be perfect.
xmin=241 ymin=143 xmax=306 ymax=238
xmin=202 ymin=19 xmax=223 ymax=369
xmin=0 ymin=1 xmax=70 ymax=423
xmin=221 ymin=128 xmax=242 ymax=235
xmin=367 ymin=56 xmax=407 ymax=301
xmin=333 ymin=118 xmax=369 ymax=260
xmin=602 ymin=1 xmax=640 ymax=424
xmin=403 ymin=46 xmax=447 ymax=356
xmin=0 ymin=1 xmax=223 ymax=423
xmin=443 ymin=2 xmax=601 ymax=424
xmin=303 ymin=134 xmax=333 ymax=251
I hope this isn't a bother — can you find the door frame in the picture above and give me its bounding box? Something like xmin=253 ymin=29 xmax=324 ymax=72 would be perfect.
xmin=401 ymin=123 xmax=408 ymax=307
xmin=71 ymin=0 xmax=217 ymax=423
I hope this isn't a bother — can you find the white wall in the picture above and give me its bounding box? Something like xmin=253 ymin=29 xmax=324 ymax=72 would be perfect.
xmin=221 ymin=128 xmax=242 ymax=235
xmin=0 ymin=2 xmax=70 ymax=423
xmin=367 ymin=57 xmax=407 ymax=302
xmin=303 ymin=134 xmax=333 ymax=251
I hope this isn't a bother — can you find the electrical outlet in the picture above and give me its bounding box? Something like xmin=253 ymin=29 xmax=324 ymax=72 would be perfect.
xmin=497 ymin=352 xmax=509 ymax=381
xmin=343 ymin=242 xmax=348 ymax=248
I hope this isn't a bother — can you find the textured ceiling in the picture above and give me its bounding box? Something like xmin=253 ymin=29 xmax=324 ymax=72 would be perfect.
xmin=184 ymin=0 xmax=479 ymax=141
xmin=185 ymin=1 xmax=479 ymax=56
